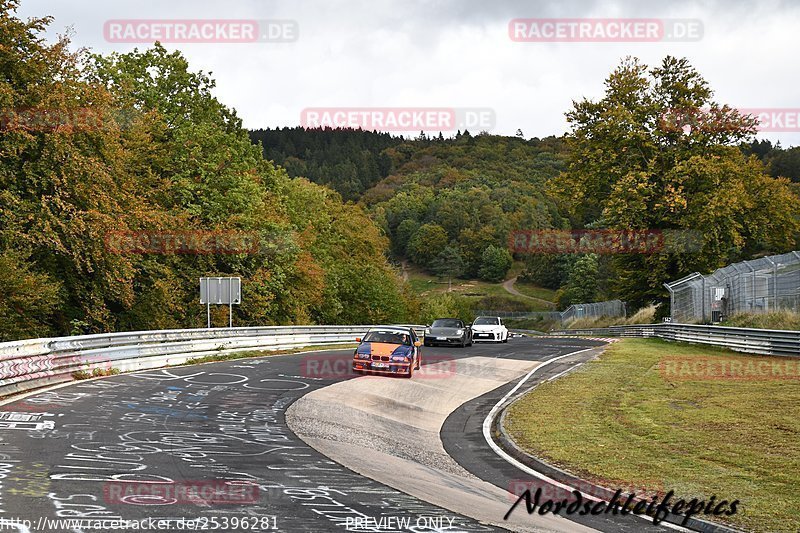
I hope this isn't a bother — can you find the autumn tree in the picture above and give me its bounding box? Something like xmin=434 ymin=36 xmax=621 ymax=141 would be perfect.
xmin=406 ymin=223 xmax=448 ymax=267
xmin=0 ymin=2 xmax=414 ymax=338
xmin=0 ymin=0 xmax=149 ymax=334
xmin=554 ymin=56 xmax=799 ymax=310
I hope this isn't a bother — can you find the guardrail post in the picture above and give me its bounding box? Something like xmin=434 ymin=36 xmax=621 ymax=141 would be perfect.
xmin=764 ymin=256 xmax=777 ymax=311
xmin=663 ymin=283 xmax=674 ymax=321
xmin=701 ymin=276 xmax=707 ymax=323
xmin=743 ymin=260 xmax=756 ymax=311
xmin=794 ymin=252 xmax=800 ymax=312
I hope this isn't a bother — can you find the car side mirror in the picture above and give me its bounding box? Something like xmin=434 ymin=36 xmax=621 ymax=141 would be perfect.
xmin=356 ymin=337 xmax=361 ymax=342
xmin=414 ymin=341 xmax=421 ymax=347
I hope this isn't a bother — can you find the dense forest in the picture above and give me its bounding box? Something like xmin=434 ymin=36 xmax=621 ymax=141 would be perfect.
xmin=253 ymin=129 xmax=569 ymax=279
xmin=249 ymin=128 xmax=399 ymax=201
xmin=252 ymin=109 xmax=800 ymax=312
xmin=0 ymin=2 xmax=411 ymax=340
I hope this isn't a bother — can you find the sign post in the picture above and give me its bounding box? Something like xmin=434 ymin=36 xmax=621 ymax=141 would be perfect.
xmin=200 ymin=277 xmax=241 ymax=328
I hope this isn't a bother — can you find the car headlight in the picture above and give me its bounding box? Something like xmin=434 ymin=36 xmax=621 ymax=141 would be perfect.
xmin=456 ymin=329 xmax=463 ymax=335
xmin=357 ymin=353 xmax=370 ymax=359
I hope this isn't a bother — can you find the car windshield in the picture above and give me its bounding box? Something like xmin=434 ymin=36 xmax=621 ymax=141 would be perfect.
xmin=432 ymin=319 xmax=461 ymax=328
xmin=362 ymin=331 xmax=411 ymax=345
xmin=473 ymin=317 xmax=500 ymax=325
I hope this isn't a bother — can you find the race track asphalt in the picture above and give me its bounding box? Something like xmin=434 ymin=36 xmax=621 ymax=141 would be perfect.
xmin=0 ymin=336 xmax=677 ymax=532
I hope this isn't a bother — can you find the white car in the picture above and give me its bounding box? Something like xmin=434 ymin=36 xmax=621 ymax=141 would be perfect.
xmin=471 ymin=316 xmax=508 ymax=343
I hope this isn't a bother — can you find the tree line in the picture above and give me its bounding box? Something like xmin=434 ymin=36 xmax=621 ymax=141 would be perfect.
xmin=0 ymin=1 xmax=412 ymax=340
xmin=255 ymin=59 xmax=799 ymax=314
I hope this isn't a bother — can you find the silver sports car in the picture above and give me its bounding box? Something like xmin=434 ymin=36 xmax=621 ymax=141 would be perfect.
xmin=424 ymin=318 xmax=472 ymax=347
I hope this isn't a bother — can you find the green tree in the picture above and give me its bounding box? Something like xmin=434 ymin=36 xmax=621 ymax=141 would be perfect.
xmin=478 ymin=245 xmax=513 ymax=282
xmin=519 ymin=253 xmax=571 ymax=290
xmin=431 ymin=245 xmax=465 ymax=290
xmin=0 ymin=2 xmax=416 ymax=338
xmin=556 ymin=254 xmax=599 ymax=309
xmin=554 ymin=56 xmax=799 ymax=309
xmin=0 ymin=251 xmax=62 ymax=341
xmin=393 ymin=218 xmax=420 ymax=256
xmin=768 ymin=146 xmax=800 ymax=182
xmin=406 ymin=223 xmax=448 ymax=268
xmin=0 ymin=0 xmax=151 ymax=333
xmin=459 ymin=226 xmax=502 ymax=277
xmin=417 ymin=293 xmax=472 ymax=325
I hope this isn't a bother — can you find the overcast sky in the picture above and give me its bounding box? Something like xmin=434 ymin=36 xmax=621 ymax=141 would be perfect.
xmin=16 ymin=0 xmax=800 ymax=146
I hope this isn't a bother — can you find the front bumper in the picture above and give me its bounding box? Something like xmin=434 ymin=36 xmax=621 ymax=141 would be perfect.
xmin=425 ymin=335 xmax=463 ymax=345
xmin=352 ymin=356 xmax=412 ymax=374
xmin=472 ymin=331 xmax=502 ymax=341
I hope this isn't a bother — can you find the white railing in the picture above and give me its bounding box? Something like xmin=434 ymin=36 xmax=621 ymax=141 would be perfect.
xmin=0 ymin=325 xmax=426 ymax=398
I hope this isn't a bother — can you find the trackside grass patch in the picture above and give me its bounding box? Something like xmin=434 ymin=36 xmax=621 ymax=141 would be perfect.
xmin=503 ymin=338 xmax=800 ymax=532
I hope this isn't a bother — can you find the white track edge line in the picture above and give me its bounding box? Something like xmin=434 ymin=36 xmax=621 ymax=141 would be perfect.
xmin=481 ymin=347 xmax=691 ymax=532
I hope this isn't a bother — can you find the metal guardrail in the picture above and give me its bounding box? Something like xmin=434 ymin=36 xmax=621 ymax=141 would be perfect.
xmin=0 ymin=324 xmax=427 ymax=399
xmin=550 ymin=323 xmax=800 ymax=357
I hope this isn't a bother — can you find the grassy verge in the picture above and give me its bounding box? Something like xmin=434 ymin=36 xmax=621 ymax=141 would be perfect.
xmin=406 ymin=265 xmax=554 ymax=312
xmin=721 ymin=310 xmax=800 ymax=331
xmin=504 ymin=338 xmax=800 ymax=532
xmin=511 ymin=281 xmax=557 ymax=303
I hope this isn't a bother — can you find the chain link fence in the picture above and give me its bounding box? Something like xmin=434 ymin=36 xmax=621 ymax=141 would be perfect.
xmin=665 ymin=251 xmax=800 ymax=323
xmin=560 ymin=299 xmax=626 ymax=323
xmin=476 ymin=299 xmax=626 ymax=325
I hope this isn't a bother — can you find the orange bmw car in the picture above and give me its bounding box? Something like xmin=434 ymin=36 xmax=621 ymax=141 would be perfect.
xmin=352 ymin=326 xmax=422 ymax=378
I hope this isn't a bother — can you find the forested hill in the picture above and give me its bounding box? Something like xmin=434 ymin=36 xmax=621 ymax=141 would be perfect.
xmin=248 ymin=83 xmax=800 ymax=314
xmin=249 ymin=127 xmax=400 ymax=200
xmin=250 ymin=128 xmax=572 ymax=279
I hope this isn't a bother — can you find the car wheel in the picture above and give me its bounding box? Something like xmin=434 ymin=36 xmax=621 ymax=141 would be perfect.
xmin=502 ymin=335 xmax=508 ymax=343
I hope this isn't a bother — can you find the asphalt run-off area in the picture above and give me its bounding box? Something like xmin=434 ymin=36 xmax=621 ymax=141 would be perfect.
xmin=0 ymin=336 xmax=681 ymax=533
